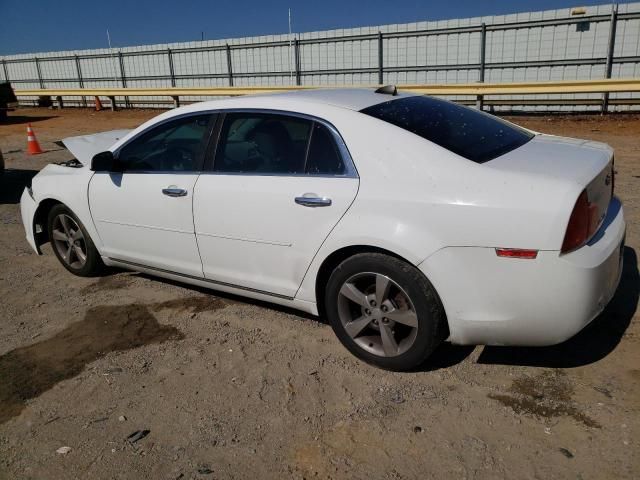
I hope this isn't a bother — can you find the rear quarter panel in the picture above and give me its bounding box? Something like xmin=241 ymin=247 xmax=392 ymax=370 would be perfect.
xmin=295 ymin=113 xmax=579 ymax=303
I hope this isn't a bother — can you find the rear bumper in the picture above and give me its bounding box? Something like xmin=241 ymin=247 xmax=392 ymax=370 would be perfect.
xmin=20 ymin=188 xmax=41 ymax=254
xmin=420 ymin=197 xmax=625 ymax=346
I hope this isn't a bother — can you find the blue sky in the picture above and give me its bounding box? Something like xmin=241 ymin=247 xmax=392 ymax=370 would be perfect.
xmin=0 ymin=0 xmax=628 ymax=55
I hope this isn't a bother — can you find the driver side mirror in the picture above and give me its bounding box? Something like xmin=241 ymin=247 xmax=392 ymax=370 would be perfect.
xmin=90 ymin=151 xmax=123 ymax=172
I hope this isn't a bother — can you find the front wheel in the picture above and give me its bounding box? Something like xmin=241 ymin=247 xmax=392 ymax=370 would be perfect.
xmin=325 ymin=253 xmax=448 ymax=371
xmin=47 ymin=204 xmax=104 ymax=277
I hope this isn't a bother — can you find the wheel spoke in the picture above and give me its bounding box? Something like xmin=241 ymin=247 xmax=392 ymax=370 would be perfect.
xmin=340 ymin=282 xmax=369 ymax=307
xmin=387 ymin=308 xmax=418 ymax=328
xmin=52 ymin=229 xmax=68 ymax=241
xmin=380 ymin=324 xmax=399 ymax=356
xmin=60 ymin=215 xmax=72 ymax=237
xmin=375 ymin=274 xmax=391 ymax=303
xmin=65 ymin=243 xmax=74 ymax=262
xmin=344 ymin=316 xmax=372 ymax=338
xmin=71 ymin=228 xmax=83 ymax=241
xmin=73 ymin=245 xmax=86 ymax=263
xmin=337 ymin=271 xmax=419 ymax=359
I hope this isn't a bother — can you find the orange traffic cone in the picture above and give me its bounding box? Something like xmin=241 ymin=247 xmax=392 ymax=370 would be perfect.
xmin=27 ymin=124 xmax=44 ymax=155
xmin=94 ymin=96 xmax=103 ymax=111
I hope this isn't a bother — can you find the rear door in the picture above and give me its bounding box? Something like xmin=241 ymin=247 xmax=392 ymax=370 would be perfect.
xmin=193 ymin=111 xmax=359 ymax=298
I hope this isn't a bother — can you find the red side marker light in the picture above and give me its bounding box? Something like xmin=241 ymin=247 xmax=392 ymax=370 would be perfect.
xmin=495 ymin=248 xmax=538 ymax=259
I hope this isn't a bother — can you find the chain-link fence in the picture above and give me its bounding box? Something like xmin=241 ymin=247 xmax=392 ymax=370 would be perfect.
xmin=3 ymin=2 xmax=640 ymax=111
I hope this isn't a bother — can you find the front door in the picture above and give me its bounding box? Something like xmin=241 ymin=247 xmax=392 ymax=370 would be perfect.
xmin=194 ymin=112 xmax=359 ymax=298
xmin=89 ymin=113 xmax=215 ymax=277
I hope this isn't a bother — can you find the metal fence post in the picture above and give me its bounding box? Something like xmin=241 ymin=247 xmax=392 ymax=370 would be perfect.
xmin=34 ymin=57 xmax=44 ymax=89
xmin=602 ymin=3 xmax=618 ymax=114
xmin=2 ymin=60 xmax=9 ymax=82
xmin=118 ymin=51 xmax=128 ymax=108
xmin=378 ymin=32 xmax=384 ymax=85
xmin=476 ymin=23 xmax=487 ymax=110
xmin=226 ymin=44 xmax=234 ymax=87
xmin=294 ymin=38 xmax=301 ymax=86
xmin=74 ymin=55 xmax=87 ymax=108
xmin=167 ymin=49 xmax=179 ymax=108
xmin=167 ymin=48 xmax=176 ymax=87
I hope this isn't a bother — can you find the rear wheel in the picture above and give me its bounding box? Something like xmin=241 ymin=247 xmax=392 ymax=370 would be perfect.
xmin=325 ymin=253 xmax=447 ymax=371
xmin=47 ymin=204 xmax=104 ymax=277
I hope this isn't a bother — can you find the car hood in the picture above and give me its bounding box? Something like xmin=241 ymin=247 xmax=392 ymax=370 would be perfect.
xmin=60 ymin=129 xmax=132 ymax=165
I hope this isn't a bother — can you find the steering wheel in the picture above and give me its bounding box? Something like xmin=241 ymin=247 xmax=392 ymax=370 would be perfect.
xmin=164 ymin=145 xmax=195 ymax=171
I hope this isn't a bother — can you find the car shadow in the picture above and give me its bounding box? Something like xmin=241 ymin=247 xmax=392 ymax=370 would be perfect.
xmin=2 ymin=115 xmax=57 ymax=125
xmin=116 ymin=246 xmax=637 ymax=373
xmin=416 ymin=343 xmax=477 ymax=372
xmin=476 ymin=246 xmax=638 ymax=369
xmin=135 ymin=273 xmax=323 ymax=323
xmin=0 ymin=168 xmax=39 ymax=204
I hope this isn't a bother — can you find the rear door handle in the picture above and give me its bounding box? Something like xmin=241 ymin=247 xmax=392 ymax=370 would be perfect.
xmin=162 ymin=187 xmax=188 ymax=197
xmin=295 ymin=196 xmax=332 ymax=207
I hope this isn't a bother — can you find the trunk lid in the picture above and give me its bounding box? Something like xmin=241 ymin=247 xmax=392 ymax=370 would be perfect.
xmin=487 ymin=133 xmax=614 ymax=246
xmin=59 ymin=129 xmax=132 ymax=166
xmin=486 ymin=134 xmax=612 ymax=185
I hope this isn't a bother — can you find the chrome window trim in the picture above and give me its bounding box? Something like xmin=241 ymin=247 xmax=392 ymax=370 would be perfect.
xmin=208 ymin=108 xmax=358 ymax=179
xmin=197 ymin=171 xmax=358 ymax=178
xmin=111 ymin=111 xmax=217 ymax=172
xmin=111 ymin=108 xmax=359 ymax=179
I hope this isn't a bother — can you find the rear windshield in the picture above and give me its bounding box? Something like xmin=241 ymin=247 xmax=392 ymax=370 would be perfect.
xmin=360 ymin=96 xmax=533 ymax=163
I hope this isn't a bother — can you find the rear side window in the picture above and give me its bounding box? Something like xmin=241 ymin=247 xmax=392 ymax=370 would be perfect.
xmin=361 ymin=96 xmax=533 ymax=163
xmin=214 ymin=113 xmax=311 ymax=174
xmin=306 ymin=123 xmax=345 ymax=175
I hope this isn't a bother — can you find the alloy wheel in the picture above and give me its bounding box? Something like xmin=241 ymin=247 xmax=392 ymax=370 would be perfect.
xmin=337 ymin=272 xmax=419 ymax=357
xmin=51 ymin=214 xmax=87 ymax=269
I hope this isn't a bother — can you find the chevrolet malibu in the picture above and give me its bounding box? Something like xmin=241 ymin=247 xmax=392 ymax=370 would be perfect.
xmin=20 ymin=87 xmax=625 ymax=370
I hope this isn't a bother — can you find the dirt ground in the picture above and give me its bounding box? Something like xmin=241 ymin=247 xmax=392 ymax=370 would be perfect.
xmin=0 ymin=108 xmax=638 ymax=480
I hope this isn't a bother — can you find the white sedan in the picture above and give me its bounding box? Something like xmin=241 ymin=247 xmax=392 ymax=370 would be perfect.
xmin=20 ymin=87 xmax=625 ymax=370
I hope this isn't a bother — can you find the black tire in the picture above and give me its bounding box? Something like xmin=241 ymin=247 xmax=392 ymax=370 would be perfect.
xmin=325 ymin=253 xmax=448 ymax=371
xmin=47 ymin=204 xmax=105 ymax=277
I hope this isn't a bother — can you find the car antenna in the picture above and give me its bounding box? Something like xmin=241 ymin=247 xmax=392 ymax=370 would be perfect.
xmin=374 ymin=85 xmax=397 ymax=96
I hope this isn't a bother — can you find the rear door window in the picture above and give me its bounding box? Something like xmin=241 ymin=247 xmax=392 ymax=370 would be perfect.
xmin=361 ymin=96 xmax=533 ymax=163
xmin=214 ymin=113 xmax=311 ymax=174
xmin=306 ymin=123 xmax=345 ymax=175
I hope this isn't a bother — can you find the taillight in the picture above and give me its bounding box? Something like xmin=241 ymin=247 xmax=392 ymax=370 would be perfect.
xmin=561 ymin=190 xmax=600 ymax=253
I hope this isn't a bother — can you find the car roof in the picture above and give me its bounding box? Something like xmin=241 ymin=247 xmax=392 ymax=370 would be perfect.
xmin=260 ymin=88 xmax=418 ymax=111
xmin=188 ymin=87 xmax=419 ymax=114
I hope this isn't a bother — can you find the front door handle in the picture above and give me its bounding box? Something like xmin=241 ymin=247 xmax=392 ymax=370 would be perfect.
xmin=295 ymin=195 xmax=332 ymax=207
xmin=162 ymin=187 xmax=188 ymax=197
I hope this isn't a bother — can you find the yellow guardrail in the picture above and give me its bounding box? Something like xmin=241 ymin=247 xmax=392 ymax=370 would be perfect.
xmin=13 ymin=78 xmax=640 ymax=97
